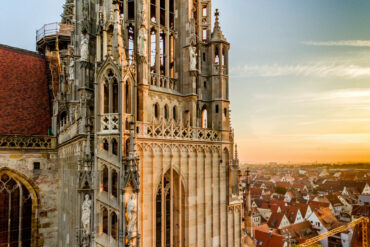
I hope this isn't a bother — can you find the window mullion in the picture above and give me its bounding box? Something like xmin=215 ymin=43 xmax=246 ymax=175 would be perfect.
xmin=18 ymin=183 xmax=23 ymax=247
xmin=8 ymin=190 xmax=11 ymax=246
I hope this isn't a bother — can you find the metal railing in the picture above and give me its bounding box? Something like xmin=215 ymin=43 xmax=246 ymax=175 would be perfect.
xmin=36 ymin=22 xmax=72 ymax=42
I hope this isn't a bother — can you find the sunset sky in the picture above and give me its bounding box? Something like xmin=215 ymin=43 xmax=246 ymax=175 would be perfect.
xmin=1 ymin=0 xmax=370 ymax=163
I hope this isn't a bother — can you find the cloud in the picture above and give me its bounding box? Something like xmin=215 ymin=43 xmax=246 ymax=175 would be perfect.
xmin=302 ymin=40 xmax=370 ymax=47
xmin=230 ymin=64 xmax=370 ymax=78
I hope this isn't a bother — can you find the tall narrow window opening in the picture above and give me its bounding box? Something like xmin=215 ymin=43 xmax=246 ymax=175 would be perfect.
xmin=202 ymin=106 xmax=208 ymax=128
xmin=102 ymin=166 xmax=108 ymax=192
xmin=113 ymin=79 xmax=118 ymax=113
xmin=128 ymin=0 xmax=135 ymax=20
xmin=111 ymin=212 xmax=118 ymax=239
xmin=102 ymin=207 xmax=108 ymax=234
xmin=128 ymin=25 xmax=135 ymax=64
xmin=112 ymin=170 xmax=118 ymax=198
xmin=160 ymin=0 xmax=166 ymax=26
xmin=151 ymin=0 xmax=157 ymax=22
xmin=151 ymin=29 xmax=157 ymax=74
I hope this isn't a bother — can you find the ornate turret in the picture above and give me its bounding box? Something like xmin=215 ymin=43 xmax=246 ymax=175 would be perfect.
xmin=211 ymin=9 xmax=227 ymax=43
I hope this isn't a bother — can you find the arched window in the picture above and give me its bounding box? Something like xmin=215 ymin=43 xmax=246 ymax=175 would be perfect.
xmin=150 ymin=29 xmax=157 ymax=74
xmin=112 ymin=138 xmax=118 ymax=156
xmin=215 ymin=104 xmax=219 ymax=113
xmin=224 ymin=107 xmax=228 ymax=118
xmin=111 ymin=212 xmax=118 ymax=240
xmin=128 ymin=0 xmax=135 ymax=19
xmin=173 ymin=106 xmax=177 ymax=121
xmin=151 ymin=0 xmax=156 ymax=22
xmin=102 ymin=166 xmax=108 ymax=193
xmin=128 ymin=24 xmax=135 ymax=64
xmin=164 ymin=105 xmax=169 ymax=120
xmin=113 ymin=78 xmax=118 ymax=113
xmin=151 ymin=0 xmax=177 ymax=78
xmin=170 ymin=34 xmax=175 ymax=78
xmin=103 ymin=83 xmax=109 ymax=113
xmin=154 ymin=103 xmax=159 ymax=119
xmin=125 ymin=81 xmax=131 ymax=114
xmin=60 ymin=111 xmax=67 ymax=127
xmin=155 ymin=170 xmax=185 ymax=247
xmin=102 ymin=139 xmax=109 ymax=151
xmin=202 ymin=106 xmax=208 ymax=128
xmin=160 ymin=31 xmax=166 ymax=75
xmin=215 ymin=47 xmax=220 ymax=64
xmin=102 ymin=207 xmax=108 ymax=234
xmin=0 ymin=173 xmax=33 ymax=246
xmin=102 ymin=69 xmax=118 ymax=114
xmin=111 ymin=170 xmax=118 ymax=198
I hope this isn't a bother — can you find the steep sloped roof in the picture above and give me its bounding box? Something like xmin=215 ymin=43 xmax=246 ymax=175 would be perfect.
xmin=0 ymin=44 xmax=51 ymax=135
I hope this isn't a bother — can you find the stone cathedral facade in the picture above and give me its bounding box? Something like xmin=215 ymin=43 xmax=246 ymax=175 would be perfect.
xmin=0 ymin=0 xmax=242 ymax=246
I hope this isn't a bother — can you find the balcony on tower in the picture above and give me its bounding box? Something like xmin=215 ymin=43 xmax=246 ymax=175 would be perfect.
xmin=36 ymin=22 xmax=72 ymax=54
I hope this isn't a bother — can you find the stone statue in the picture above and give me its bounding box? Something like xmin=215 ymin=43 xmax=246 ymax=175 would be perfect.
xmin=69 ymin=59 xmax=74 ymax=81
xmin=80 ymin=35 xmax=89 ymax=61
xmin=127 ymin=194 xmax=137 ymax=240
xmin=138 ymin=26 xmax=147 ymax=58
xmin=81 ymin=194 xmax=91 ymax=234
xmin=189 ymin=46 xmax=197 ymax=71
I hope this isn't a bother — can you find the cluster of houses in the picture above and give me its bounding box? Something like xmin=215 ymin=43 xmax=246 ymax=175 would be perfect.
xmin=243 ymin=167 xmax=370 ymax=247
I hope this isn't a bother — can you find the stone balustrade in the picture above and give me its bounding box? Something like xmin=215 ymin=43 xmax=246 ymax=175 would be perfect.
xmin=136 ymin=120 xmax=221 ymax=142
xmin=150 ymin=73 xmax=178 ymax=91
xmin=100 ymin=114 xmax=119 ymax=133
xmin=0 ymin=135 xmax=56 ymax=149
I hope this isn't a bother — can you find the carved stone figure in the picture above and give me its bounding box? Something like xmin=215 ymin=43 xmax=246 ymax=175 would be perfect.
xmin=69 ymin=59 xmax=74 ymax=81
xmin=189 ymin=46 xmax=197 ymax=71
xmin=138 ymin=26 xmax=147 ymax=58
xmin=80 ymin=35 xmax=89 ymax=61
xmin=81 ymin=194 xmax=91 ymax=234
xmin=127 ymin=194 xmax=137 ymax=240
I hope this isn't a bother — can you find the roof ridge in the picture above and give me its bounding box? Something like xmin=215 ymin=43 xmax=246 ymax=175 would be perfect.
xmin=0 ymin=43 xmax=43 ymax=57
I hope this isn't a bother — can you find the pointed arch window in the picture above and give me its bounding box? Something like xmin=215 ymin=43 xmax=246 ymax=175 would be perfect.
xmin=111 ymin=170 xmax=118 ymax=198
xmin=112 ymin=138 xmax=118 ymax=156
xmin=215 ymin=47 xmax=220 ymax=64
xmin=102 ymin=139 xmax=109 ymax=151
xmin=164 ymin=105 xmax=169 ymax=120
xmin=113 ymin=78 xmax=119 ymax=113
xmin=155 ymin=170 xmax=185 ymax=247
xmin=0 ymin=173 xmax=33 ymax=246
xmin=128 ymin=24 xmax=135 ymax=64
xmin=102 ymin=166 xmax=109 ymax=193
xmin=101 ymin=69 xmax=119 ymax=114
xmin=150 ymin=0 xmax=177 ymax=80
xmin=102 ymin=207 xmax=108 ymax=234
xmin=111 ymin=212 xmax=118 ymax=240
xmin=103 ymin=83 xmax=109 ymax=113
xmin=202 ymin=106 xmax=208 ymax=128
xmin=151 ymin=29 xmax=157 ymax=74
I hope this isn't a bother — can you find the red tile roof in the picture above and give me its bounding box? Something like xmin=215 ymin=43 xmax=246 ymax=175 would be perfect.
xmin=279 ymin=221 xmax=318 ymax=244
xmin=0 ymin=44 xmax=51 ymax=135
xmin=267 ymin=212 xmax=288 ymax=229
xmin=254 ymin=224 xmax=285 ymax=247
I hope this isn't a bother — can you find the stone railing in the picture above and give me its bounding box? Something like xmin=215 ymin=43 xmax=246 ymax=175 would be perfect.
xmin=100 ymin=114 xmax=119 ymax=133
xmin=136 ymin=120 xmax=221 ymax=142
xmin=150 ymin=73 xmax=178 ymax=91
xmin=0 ymin=135 xmax=56 ymax=150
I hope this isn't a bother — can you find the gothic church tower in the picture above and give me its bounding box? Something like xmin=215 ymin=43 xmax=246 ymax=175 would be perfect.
xmin=37 ymin=0 xmax=242 ymax=246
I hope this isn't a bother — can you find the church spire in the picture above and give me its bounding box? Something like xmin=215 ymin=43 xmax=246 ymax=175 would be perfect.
xmin=211 ymin=9 xmax=227 ymax=42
